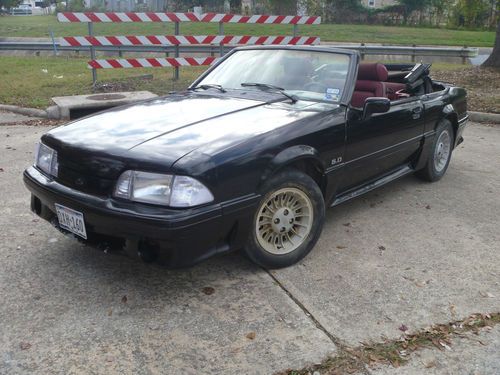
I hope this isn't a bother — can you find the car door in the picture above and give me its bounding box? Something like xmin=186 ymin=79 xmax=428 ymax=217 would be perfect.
xmin=340 ymin=97 xmax=425 ymax=191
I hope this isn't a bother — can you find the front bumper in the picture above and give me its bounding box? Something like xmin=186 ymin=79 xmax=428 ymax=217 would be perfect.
xmin=23 ymin=166 xmax=258 ymax=267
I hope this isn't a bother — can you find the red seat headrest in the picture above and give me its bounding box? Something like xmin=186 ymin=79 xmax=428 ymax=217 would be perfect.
xmin=357 ymin=63 xmax=388 ymax=82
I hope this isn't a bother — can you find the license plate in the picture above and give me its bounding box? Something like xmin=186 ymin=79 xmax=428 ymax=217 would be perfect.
xmin=55 ymin=203 xmax=87 ymax=239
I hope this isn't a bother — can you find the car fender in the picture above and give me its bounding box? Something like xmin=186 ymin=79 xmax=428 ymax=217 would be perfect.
xmin=442 ymin=104 xmax=458 ymax=127
xmin=260 ymin=145 xmax=326 ymax=191
xmin=415 ymin=104 xmax=459 ymax=170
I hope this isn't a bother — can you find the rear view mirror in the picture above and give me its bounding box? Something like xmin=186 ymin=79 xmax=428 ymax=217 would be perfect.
xmin=363 ymin=97 xmax=390 ymax=119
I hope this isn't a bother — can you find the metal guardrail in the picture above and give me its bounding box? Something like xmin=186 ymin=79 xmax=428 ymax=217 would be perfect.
xmin=0 ymin=42 xmax=234 ymax=55
xmin=351 ymin=44 xmax=478 ymax=63
xmin=0 ymin=41 xmax=479 ymax=62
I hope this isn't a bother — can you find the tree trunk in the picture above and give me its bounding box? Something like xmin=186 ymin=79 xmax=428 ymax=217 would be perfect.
xmin=483 ymin=20 xmax=500 ymax=67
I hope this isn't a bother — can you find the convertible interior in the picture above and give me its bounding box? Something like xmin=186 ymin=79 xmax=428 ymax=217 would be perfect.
xmin=351 ymin=62 xmax=446 ymax=108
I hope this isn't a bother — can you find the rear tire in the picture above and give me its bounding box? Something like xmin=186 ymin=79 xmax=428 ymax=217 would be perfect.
xmin=244 ymin=169 xmax=325 ymax=269
xmin=416 ymin=119 xmax=454 ymax=182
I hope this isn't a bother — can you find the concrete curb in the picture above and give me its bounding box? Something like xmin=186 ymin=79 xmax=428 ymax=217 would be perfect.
xmin=468 ymin=111 xmax=500 ymax=124
xmin=0 ymin=104 xmax=48 ymax=118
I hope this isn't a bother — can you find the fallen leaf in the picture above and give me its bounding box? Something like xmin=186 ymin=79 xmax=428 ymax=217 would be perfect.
xmin=425 ymin=205 xmax=431 ymax=209
xmin=121 ymin=295 xmax=127 ymax=304
xmin=425 ymin=359 xmax=437 ymax=368
xmin=336 ymin=245 xmax=347 ymax=249
xmin=108 ymin=308 xmax=113 ymax=316
xmin=342 ymin=222 xmax=351 ymax=227
xmin=202 ymin=287 xmax=215 ymax=295
xmin=246 ymin=332 xmax=256 ymax=340
xmin=399 ymin=324 xmax=408 ymax=332
xmin=479 ymin=291 xmax=495 ymax=298
xmin=439 ymin=341 xmax=451 ymax=351
xmin=431 ymin=338 xmax=444 ymax=350
xmin=378 ymin=246 xmax=386 ymax=251
xmin=20 ymin=342 xmax=31 ymax=350
xmin=0 ymin=168 xmax=4 ymax=172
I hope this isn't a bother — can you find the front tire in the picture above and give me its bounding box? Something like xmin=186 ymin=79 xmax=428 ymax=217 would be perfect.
xmin=416 ymin=119 xmax=454 ymax=182
xmin=244 ymin=169 xmax=325 ymax=269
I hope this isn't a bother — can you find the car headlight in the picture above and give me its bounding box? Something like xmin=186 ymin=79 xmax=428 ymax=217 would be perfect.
xmin=113 ymin=171 xmax=214 ymax=208
xmin=35 ymin=143 xmax=58 ymax=177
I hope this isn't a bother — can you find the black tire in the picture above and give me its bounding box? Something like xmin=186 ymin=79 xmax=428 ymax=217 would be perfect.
xmin=416 ymin=119 xmax=454 ymax=182
xmin=244 ymin=169 xmax=325 ymax=269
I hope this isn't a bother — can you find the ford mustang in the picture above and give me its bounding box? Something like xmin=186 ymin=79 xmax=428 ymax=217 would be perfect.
xmin=24 ymin=46 xmax=468 ymax=268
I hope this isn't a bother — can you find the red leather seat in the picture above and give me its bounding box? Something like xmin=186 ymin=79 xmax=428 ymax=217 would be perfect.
xmin=351 ymin=63 xmax=388 ymax=108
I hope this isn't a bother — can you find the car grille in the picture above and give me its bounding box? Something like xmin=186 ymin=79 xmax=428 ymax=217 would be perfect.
xmin=54 ymin=153 xmax=125 ymax=196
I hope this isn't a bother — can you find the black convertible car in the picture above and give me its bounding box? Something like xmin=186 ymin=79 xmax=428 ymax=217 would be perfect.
xmin=24 ymin=46 xmax=468 ymax=268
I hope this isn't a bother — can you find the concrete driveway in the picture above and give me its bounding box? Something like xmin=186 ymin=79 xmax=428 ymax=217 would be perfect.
xmin=0 ymin=120 xmax=499 ymax=374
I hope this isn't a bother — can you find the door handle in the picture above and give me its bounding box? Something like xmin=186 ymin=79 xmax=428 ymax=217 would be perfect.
xmin=411 ymin=106 xmax=422 ymax=119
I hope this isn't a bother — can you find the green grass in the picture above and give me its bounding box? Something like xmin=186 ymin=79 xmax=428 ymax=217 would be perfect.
xmin=0 ymin=55 xmax=205 ymax=108
xmin=0 ymin=15 xmax=495 ymax=47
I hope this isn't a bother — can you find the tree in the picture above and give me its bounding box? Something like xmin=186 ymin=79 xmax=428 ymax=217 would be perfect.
xmin=483 ymin=19 xmax=500 ymax=67
xmin=324 ymin=0 xmax=365 ymax=23
xmin=268 ymin=0 xmax=297 ymax=14
xmin=0 ymin=0 xmax=20 ymax=9
xmin=429 ymin=0 xmax=454 ymax=26
xmin=454 ymin=0 xmax=490 ymax=27
xmin=396 ymin=0 xmax=431 ymax=24
xmin=229 ymin=0 xmax=241 ymax=13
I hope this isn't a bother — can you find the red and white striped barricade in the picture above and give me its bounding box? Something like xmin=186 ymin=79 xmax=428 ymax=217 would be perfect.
xmin=57 ymin=12 xmax=321 ymax=82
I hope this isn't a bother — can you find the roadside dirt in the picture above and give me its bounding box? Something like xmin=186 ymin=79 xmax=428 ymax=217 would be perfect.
xmin=432 ymin=66 xmax=500 ymax=114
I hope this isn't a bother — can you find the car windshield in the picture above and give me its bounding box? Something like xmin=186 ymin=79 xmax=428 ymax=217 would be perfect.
xmin=197 ymin=49 xmax=350 ymax=103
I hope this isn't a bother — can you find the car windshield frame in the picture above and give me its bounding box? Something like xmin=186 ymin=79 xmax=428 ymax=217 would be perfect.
xmin=191 ymin=46 xmax=357 ymax=105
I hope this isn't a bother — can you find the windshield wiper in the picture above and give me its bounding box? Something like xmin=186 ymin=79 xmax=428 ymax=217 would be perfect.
xmin=190 ymin=84 xmax=226 ymax=93
xmin=241 ymin=82 xmax=298 ymax=103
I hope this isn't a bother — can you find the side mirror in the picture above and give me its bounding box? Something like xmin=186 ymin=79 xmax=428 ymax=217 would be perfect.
xmin=363 ymin=97 xmax=390 ymax=119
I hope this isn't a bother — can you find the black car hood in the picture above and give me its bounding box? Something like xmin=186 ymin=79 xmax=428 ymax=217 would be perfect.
xmin=44 ymin=93 xmax=264 ymax=152
xmin=43 ymin=92 xmax=331 ymax=170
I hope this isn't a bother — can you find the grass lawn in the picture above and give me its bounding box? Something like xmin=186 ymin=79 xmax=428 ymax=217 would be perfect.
xmin=0 ymin=15 xmax=495 ymax=47
xmin=0 ymin=55 xmax=204 ymax=108
xmin=2 ymin=55 xmax=498 ymax=114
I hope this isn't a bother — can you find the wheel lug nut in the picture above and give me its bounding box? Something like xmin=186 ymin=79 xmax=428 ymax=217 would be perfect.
xmin=280 ymin=227 xmax=286 ymax=232
xmin=284 ymin=209 xmax=289 ymax=215
xmin=289 ymin=219 xmax=294 ymax=224
xmin=274 ymin=218 xmax=280 ymax=224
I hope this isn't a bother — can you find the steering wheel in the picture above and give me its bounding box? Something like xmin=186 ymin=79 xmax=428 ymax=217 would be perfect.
xmin=329 ymin=72 xmax=347 ymax=79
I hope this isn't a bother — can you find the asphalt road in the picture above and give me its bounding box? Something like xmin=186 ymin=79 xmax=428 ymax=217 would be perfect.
xmin=0 ymin=119 xmax=499 ymax=374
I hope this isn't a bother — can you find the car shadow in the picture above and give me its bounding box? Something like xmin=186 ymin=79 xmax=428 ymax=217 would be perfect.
xmin=32 ymin=173 xmax=432 ymax=302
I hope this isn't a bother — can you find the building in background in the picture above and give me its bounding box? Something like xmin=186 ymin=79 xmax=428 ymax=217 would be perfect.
xmin=361 ymin=0 xmax=397 ymax=8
